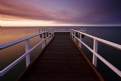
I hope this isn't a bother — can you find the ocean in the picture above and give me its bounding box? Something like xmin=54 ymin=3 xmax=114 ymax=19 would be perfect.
xmin=0 ymin=26 xmax=121 ymax=81
xmin=77 ymin=26 xmax=121 ymax=81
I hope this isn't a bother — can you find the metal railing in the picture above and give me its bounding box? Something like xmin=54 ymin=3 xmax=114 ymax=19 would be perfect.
xmin=70 ymin=29 xmax=121 ymax=77
xmin=0 ymin=30 xmax=54 ymax=76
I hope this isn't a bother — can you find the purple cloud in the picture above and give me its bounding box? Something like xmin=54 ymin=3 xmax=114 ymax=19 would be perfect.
xmin=0 ymin=0 xmax=121 ymax=24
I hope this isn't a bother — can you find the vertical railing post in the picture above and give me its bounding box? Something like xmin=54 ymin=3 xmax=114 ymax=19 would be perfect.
xmin=25 ymin=39 xmax=30 ymax=67
xmin=72 ymin=31 xmax=74 ymax=39
xmin=70 ymin=30 xmax=71 ymax=37
xmin=72 ymin=30 xmax=73 ymax=39
xmin=42 ymin=33 xmax=44 ymax=40
xmin=50 ymin=31 xmax=52 ymax=40
xmin=74 ymin=31 xmax=76 ymax=42
xmin=73 ymin=31 xmax=75 ymax=41
xmin=45 ymin=32 xmax=47 ymax=45
xmin=71 ymin=30 xmax=73 ymax=38
xmin=72 ymin=30 xmax=73 ymax=38
xmin=92 ymin=39 xmax=98 ymax=67
xmin=70 ymin=30 xmax=72 ymax=38
xmin=42 ymin=33 xmax=45 ymax=48
xmin=73 ymin=31 xmax=75 ymax=40
xmin=79 ymin=32 xmax=82 ymax=48
xmin=46 ymin=32 xmax=48 ymax=42
xmin=48 ymin=32 xmax=50 ymax=42
xmin=46 ymin=32 xmax=48 ymax=44
xmin=71 ymin=31 xmax=73 ymax=38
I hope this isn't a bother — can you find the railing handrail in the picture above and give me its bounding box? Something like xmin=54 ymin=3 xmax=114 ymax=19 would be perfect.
xmin=70 ymin=29 xmax=121 ymax=77
xmin=0 ymin=30 xmax=54 ymax=76
xmin=0 ymin=31 xmax=48 ymax=50
xmin=71 ymin=29 xmax=121 ymax=50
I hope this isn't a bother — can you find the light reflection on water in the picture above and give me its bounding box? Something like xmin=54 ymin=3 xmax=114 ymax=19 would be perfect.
xmin=0 ymin=27 xmax=40 ymax=68
xmin=0 ymin=36 xmax=41 ymax=70
xmin=0 ymin=27 xmax=40 ymax=44
xmin=0 ymin=27 xmax=42 ymax=81
xmin=0 ymin=42 xmax=25 ymax=70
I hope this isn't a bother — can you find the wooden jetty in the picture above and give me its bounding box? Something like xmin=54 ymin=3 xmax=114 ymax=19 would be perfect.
xmin=19 ymin=32 xmax=103 ymax=81
xmin=1 ymin=29 xmax=121 ymax=81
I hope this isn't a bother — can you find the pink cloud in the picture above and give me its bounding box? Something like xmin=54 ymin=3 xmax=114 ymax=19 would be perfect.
xmin=0 ymin=0 xmax=54 ymax=20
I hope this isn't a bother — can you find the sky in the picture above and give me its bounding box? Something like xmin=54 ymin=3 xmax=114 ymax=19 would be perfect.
xmin=0 ymin=0 xmax=121 ymax=26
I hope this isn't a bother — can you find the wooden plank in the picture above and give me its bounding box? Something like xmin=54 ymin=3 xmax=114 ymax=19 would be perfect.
xmin=19 ymin=32 xmax=102 ymax=81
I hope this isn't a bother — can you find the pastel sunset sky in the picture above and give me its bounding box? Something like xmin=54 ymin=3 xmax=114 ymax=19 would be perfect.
xmin=0 ymin=0 xmax=121 ymax=26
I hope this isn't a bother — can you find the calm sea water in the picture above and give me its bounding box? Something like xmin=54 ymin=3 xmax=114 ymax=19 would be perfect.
xmin=0 ymin=27 xmax=41 ymax=81
xmin=0 ymin=26 xmax=121 ymax=81
xmin=77 ymin=26 xmax=121 ymax=81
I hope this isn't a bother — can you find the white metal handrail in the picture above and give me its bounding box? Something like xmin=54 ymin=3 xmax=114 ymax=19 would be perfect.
xmin=70 ymin=29 xmax=121 ymax=77
xmin=0 ymin=31 xmax=48 ymax=49
xmin=72 ymin=29 xmax=121 ymax=50
xmin=0 ymin=30 xmax=54 ymax=76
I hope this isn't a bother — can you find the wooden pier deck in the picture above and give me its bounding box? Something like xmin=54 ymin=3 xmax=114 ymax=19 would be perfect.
xmin=20 ymin=32 xmax=102 ymax=81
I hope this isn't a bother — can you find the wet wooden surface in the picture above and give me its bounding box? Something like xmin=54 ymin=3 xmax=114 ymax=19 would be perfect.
xmin=20 ymin=32 xmax=101 ymax=81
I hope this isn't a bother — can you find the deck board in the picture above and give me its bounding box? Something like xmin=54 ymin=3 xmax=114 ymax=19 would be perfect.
xmin=20 ymin=32 xmax=101 ymax=81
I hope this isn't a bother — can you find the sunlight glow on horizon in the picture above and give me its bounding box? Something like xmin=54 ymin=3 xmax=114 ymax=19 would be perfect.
xmin=0 ymin=14 xmax=86 ymax=27
xmin=0 ymin=20 xmax=84 ymax=27
xmin=0 ymin=14 xmax=82 ymax=26
xmin=0 ymin=15 xmax=121 ymax=27
xmin=0 ymin=20 xmax=121 ymax=27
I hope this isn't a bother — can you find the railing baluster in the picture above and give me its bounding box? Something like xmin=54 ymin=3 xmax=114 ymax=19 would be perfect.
xmin=79 ymin=33 xmax=82 ymax=48
xmin=70 ymin=30 xmax=72 ymax=38
xmin=71 ymin=31 xmax=72 ymax=38
xmin=92 ymin=39 xmax=98 ymax=67
xmin=73 ymin=31 xmax=74 ymax=39
xmin=74 ymin=31 xmax=76 ymax=42
xmin=42 ymin=33 xmax=44 ymax=48
xmin=73 ymin=31 xmax=75 ymax=40
xmin=25 ymin=39 xmax=31 ymax=67
xmin=71 ymin=31 xmax=73 ymax=38
xmin=44 ymin=33 xmax=46 ymax=47
xmin=46 ymin=32 xmax=48 ymax=44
